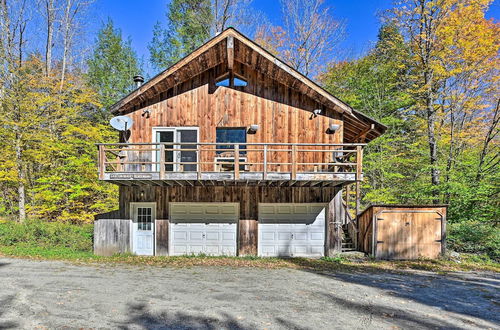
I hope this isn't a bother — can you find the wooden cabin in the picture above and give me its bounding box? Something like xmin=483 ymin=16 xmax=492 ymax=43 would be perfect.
xmin=94 ymin=28 xmax=386 ymax=257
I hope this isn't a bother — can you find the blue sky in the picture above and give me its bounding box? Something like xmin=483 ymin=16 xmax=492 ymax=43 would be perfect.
xmin=91 ymin=0 xmax=499 ymax=74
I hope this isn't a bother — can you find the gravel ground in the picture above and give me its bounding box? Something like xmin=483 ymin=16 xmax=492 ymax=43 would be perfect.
xmin=0 ymin=258 xmax=499 ymax=329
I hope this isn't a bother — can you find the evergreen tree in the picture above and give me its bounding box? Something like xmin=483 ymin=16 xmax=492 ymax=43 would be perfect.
xmin=87 ymin=19 xmax=141 ymax=122
xmin=148 ymin=0 xmax=212 ymax=70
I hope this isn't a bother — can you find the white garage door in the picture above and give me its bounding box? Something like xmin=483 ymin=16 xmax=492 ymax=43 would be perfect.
xmin=170 ymin=203 xmax=238 ymax=256
xmin=258 ymin=204 xmax=326 ymax=258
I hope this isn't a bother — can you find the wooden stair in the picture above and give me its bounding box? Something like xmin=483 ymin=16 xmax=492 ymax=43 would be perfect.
xmin=342 ymin=224 xmax=357 ymax=252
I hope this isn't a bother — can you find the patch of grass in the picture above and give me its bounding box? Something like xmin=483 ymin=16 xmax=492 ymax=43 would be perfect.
xmin=0 ymin=219 xmax=497 ymax=273
xmin=0 ymin=219 xmax=93 ymax=252
xmin=0 ymin=246 xmax=498 ymax=273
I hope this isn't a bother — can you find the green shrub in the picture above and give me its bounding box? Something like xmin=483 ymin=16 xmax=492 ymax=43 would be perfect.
xmin=0 ymin=219 xmax=93 ymax=252
xmin=447 ymin=220 xmax=499 ymax=261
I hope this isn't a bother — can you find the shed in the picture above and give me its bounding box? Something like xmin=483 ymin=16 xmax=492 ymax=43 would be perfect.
xmin=357 ymin=205 xmax=447 ymax=260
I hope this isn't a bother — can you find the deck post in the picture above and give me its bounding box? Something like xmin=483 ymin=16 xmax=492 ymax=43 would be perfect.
xmin=159 ymin=144 xmax=165 ymax=179
xmin=291 ymin=144 xmax=297 ymax=180
xmin=196 ymin=144 xmax=201 ymax=180
xmin=356 ymin=145 xmax=363 ymax=181
xmin=98 ymin=145 xmax=105 ymax=180
xmin=263 ymin=145 xmax=267 ymax=180
xmin=234 ymin=144 xmax=240 ymax=180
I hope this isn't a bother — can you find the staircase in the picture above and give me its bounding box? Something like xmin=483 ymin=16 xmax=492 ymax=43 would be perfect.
xmin=341 ymin=224 xmax=357 ymax=252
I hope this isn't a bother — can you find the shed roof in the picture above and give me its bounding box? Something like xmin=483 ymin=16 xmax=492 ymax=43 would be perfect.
xmin=110 ymin=27 xmax=387 ymax=142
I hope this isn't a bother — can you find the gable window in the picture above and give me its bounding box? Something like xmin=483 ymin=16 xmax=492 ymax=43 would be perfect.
xmin=216 ymin=127 xmax=246 ymax=155
xmin=215 ymin=77 xmax=230 ymax=87
xmin=215 ymin=74 xmax=248 ymax=88
xmin=234 ymin=76 xmax=248 ymax=87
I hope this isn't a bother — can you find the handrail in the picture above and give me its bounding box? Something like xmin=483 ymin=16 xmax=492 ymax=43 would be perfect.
xmin=96 ymin=142 xmax=367 ymax=147
xmin=97 ymin=142 xmax=364 ymax=181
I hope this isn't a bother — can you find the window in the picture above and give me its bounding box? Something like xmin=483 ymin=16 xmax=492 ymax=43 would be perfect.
xmin=215 ymin=75 xmax=248 ymax=87
xmin=137 ymin=207 xmax=152 ymax=231
xmin=234 ymin=77 xmax=248 ymax=87
xmin=216 ymin=127 xmax=246 ymax=155
xmin=215 ymin=78 xmax=230 ymax=87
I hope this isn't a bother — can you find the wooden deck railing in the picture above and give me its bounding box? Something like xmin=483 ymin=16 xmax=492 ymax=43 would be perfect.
xmin=97 ymin=142 xmax=365 ymax=182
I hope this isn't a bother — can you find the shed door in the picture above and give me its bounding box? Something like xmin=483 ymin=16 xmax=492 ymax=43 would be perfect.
xmin=169 ymin=203 xmax=238 ymax=256
xmin=258 ymin=204 xmax=326 ymax=258
xmin=132 ymin=203 xmax=155 ymax=256
xmin=376 ymin=211 xmax=442 ymax=259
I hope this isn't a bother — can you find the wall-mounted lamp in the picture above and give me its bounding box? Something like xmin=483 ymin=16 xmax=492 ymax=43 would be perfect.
xmin=311 ymin=109 xmax=322 ymax=119
xmin=326 ymin=124 xmax=340 ymax=134
xmin=248 ymin=124 xmax=259 ymax=134
xmin=142 ymin=109 xmax=151 ymax=118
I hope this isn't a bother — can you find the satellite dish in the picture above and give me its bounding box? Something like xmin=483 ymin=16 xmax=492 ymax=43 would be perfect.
xmin=110 ymin=116 xmax=133 ymax=131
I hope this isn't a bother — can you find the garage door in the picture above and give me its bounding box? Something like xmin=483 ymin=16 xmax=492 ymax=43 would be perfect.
xmin=170 ymin=203 xmax=238 ymax=256
xmin=258 ymin=204 xmax=326 ymax=257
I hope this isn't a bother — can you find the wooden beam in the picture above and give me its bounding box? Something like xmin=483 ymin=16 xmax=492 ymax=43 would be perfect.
xmin=354 ymin=124 xmax=375 ymax=143
xmin=227 ymin=35 xmax=234 ymax=70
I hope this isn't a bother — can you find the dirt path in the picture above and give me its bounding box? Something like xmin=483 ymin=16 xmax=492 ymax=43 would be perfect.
xmin=0 ymin=258 xmax=498 ymax=329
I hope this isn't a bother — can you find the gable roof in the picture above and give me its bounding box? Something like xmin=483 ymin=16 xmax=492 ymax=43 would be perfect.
xmin=110 ymin=27 xmax=386 ymax=142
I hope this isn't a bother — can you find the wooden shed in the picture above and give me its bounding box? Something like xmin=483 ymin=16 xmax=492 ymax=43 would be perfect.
xmin=357 ymin=205 xmax=447 ymax=260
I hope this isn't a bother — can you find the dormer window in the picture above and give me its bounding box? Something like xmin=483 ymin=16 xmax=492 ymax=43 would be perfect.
xmin=215 ymin=74 xmax=248 ymax=87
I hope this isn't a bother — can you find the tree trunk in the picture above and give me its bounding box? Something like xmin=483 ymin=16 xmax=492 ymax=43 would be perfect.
xmin=45 ymin=0 xmax=55 ymax=75
xmin=15 ymin=130 xmax=26 ymax=223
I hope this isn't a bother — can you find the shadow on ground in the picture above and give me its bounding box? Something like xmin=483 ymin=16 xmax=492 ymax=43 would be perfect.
xmin=119 ymin=303 xmax=253 ymax=330
xmin=0 ymin=295 xmax=18 ymax=329
xmin=286 ymin=258 xmax=500 ymax=326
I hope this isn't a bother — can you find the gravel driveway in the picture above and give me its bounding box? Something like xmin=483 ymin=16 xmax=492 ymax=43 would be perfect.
xmin=0 ymin=258 xmax=498 ymax=329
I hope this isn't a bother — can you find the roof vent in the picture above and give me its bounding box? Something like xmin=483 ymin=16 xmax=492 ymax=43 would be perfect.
xmin=133 ymin=75 xmax=144 ymax=88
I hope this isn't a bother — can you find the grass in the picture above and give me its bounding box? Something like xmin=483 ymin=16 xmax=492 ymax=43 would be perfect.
xmin=0 ymin=219 xmax=498 ymax=273
xmin=1 ymin=245 xmax=498 ymax=273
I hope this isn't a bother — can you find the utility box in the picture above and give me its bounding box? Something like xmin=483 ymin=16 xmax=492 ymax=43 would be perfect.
xmin=357 ymin=205 xmax=447 ymax=260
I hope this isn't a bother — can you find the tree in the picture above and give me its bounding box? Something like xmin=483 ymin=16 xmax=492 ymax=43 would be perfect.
xmin=148 ymin=0 xmax=212 ymax=70
xmin=391 ymin=0 xmax=499 ymax=203
xmin=86 ymin=19 xmax=141 ymax=122
xmin=321 ymin=24 xmax=416 ymax=205
xmin=255 ymin=0 xmax=344 ymax=77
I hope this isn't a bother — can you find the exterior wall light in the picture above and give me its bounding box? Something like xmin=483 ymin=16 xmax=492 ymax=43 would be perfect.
xmin=248 ymin=124 xmax=259 ymax=134
xmin=312 ymin=109 xmax=322 ymax=118
xmin=327 ymin=124 xmax=340 ymax=134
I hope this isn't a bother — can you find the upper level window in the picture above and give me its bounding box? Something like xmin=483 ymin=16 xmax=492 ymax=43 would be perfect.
xmin=216 ymin=127 xmax=246 ymax=155
xmin=215 ymin=74 xmax=248 ymax=88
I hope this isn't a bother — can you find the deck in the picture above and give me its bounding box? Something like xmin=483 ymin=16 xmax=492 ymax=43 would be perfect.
xmin=97 ymin=142 xmax=364 ymax=186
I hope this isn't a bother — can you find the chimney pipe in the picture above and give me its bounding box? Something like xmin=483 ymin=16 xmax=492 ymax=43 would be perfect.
xmin=133 ymin=75 xmax=144 ymax=88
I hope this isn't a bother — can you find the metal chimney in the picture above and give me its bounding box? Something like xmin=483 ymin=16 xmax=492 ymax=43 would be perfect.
xmin=133 ymin=75 xmax=144 ymax=88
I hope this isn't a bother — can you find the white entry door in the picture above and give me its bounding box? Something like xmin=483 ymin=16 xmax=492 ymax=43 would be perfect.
xmin=132 ymin=203 xmax=155 ymax=256
xmin=258 ymin=204 xmax=326 ymax=258
xmin=169 ymin=203 xmax=238 ymax=256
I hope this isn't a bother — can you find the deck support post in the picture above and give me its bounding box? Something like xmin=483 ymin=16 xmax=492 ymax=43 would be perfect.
xmin=234 ymin=144 xmax=240 ymax=180
xmin=291 ymin=144 xmax=297 ymax=180
xmin=159 ymin=144 xmax=165 ymax=180
xmin=98 ymin=145 xmax=105 ymax=180
xmin=326 ymin=187 xmax=343 ymax=256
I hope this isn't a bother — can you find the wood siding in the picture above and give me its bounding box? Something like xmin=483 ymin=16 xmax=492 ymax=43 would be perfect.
xmin=357 ymin=205 xmax=447 ymax=260
xmin=124 ymin=62 xmax=343 ymax=171
xmin=118 ymin=185 xmax=341 ymax=256
xmin=94 ymin=219 xmax=131 ymax=256
xmin=155 ymin=219 xmax=169 ymax=256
